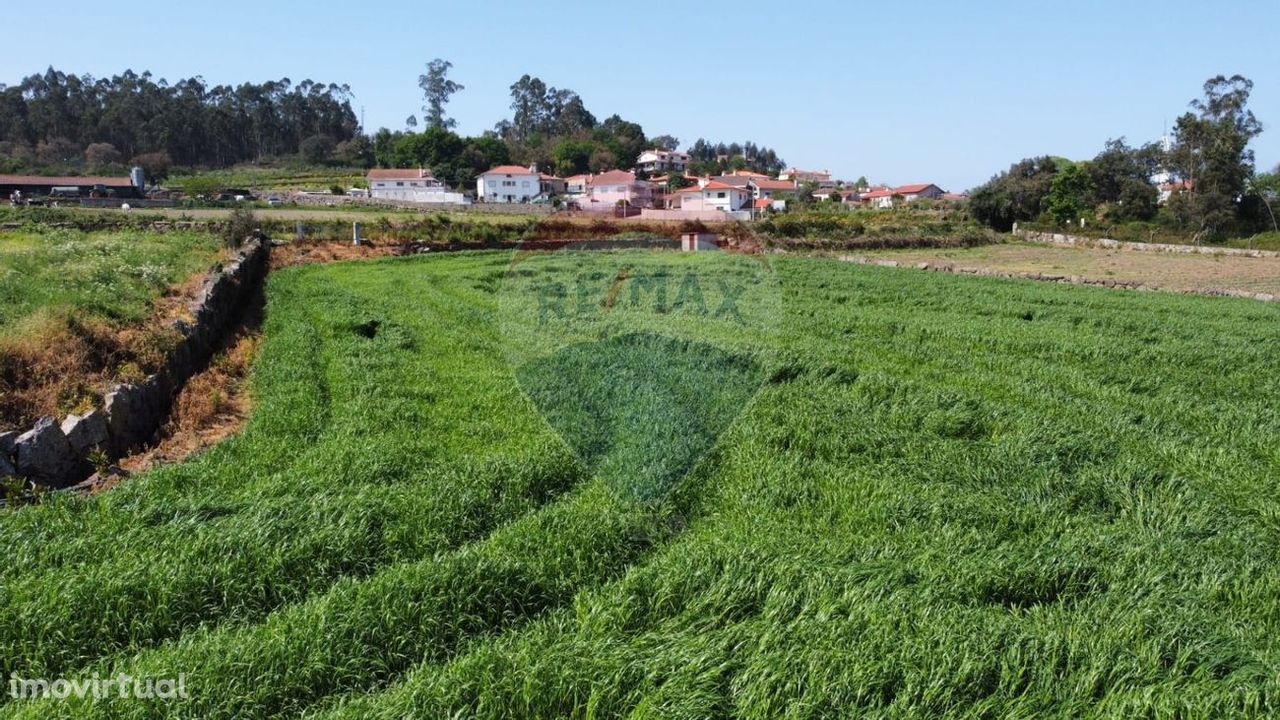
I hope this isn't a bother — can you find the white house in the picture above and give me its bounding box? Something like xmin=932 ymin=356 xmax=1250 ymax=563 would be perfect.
xmin=367 ymin=169 xmax=468 ymax=204
xmin=636 ymin=149 xmax=689 ymax=174
xmin=476 ymin=164 xmax=542 ymax=203
xmin=678 ymin=181 xmax=753 ymax=213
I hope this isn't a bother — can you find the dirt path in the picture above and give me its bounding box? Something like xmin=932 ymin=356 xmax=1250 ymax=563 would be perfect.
xmin=846 ymin=242 xmax=1280 ymax=298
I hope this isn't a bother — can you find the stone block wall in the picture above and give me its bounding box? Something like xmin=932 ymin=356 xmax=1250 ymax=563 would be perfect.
xmin=0 ymin=237 xmax=269 ymax=489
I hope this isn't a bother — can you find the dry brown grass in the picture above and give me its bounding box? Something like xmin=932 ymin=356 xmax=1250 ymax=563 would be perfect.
xmin=853 ymin=242 xmax=1280 ymax=296
xmin=119 ymin=324 xmax=259 ymax=474
xmin=0 ymin=314 xmax=127 ymax=428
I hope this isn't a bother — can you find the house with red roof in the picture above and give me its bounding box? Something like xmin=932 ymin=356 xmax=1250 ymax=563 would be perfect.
xmin=678 ymin=180 xmax=753 ymax=213
xmin=894 ymin=183 xmax=944 ymax=201
xmin=585 ymin=170 xmax=655 ymax=211
xmin=476 ymin=164 xmax=542 ymax=203
xmin=858 ymin=183 xmax=946 ymax=208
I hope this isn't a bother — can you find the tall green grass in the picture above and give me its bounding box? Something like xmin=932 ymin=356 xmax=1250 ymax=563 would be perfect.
xmin=1 ymin=250 xmax=1277 ymax=717
xmin=0 ymin=228 xmax=221 ymax=339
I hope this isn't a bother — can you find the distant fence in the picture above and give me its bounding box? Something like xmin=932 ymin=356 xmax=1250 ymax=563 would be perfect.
xmin=288 ymin=192 xmax=553 ymax=215
xmin=79 ymin=198 xmax=175 ymax=209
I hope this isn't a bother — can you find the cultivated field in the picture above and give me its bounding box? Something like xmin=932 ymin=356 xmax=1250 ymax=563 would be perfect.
xmin=1 ymin=250 xmax=1279 ymax=717
xmin=852 ymin=241 xmax=1280 ymax=297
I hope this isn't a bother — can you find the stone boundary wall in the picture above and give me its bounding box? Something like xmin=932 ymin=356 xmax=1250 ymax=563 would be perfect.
xmin=0 ymin=236 xmax=270 ymax=490
xmin=836 ymin=254 xmax=1278 ymax=303
xmin=1014 ymin=227 xmax=1280 ymax=259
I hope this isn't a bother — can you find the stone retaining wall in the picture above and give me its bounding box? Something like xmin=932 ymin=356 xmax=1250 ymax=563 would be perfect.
xmin=1014 ymin=227 xmax=1280 ymax=258
xmin=0 ymin=236 xmax=269 ymax=489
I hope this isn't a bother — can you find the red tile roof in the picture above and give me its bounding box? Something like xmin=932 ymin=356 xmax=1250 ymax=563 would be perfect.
xmin=591 ymin=170 xmax=639 ymax=185
xmin=482 ymin=165 xmax=538 ymax=175
xmin=894 ymin=183 xmax=940 ymax=194
xmin=0 ymin=174 xmax=135 ymax=187
xmin=751 ymin=179 xmax=795 ymax=190
xmin=753 ymin=198 xmax=773 ymax=209
xmin=366 ymin=168 xmax=431 ymax=180
xmin=679 ymin=181 xmax=746 ymax=193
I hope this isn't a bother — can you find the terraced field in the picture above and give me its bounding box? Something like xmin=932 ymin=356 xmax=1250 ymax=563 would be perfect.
xmin=2 ymin=248 xmax=1279 ymax=717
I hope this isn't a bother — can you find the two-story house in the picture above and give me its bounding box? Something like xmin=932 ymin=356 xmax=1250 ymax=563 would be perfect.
xmin=636 ymin=149 xmax=690 ymax=174
xmin=677 ymin=181 xmax=752 ymax=213
xmin=586 ymin=170 xmax=655 ymax=210
xmin=476 ymin=164 xmax=541 ymax=203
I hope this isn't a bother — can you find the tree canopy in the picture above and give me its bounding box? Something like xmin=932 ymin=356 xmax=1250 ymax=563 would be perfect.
xmin=0 ymin=67 xmax=358 ymax=172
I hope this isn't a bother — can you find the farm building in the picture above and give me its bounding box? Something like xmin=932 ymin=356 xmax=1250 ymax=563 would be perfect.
xmin=1 ymin=167 xmax=144 ymax=201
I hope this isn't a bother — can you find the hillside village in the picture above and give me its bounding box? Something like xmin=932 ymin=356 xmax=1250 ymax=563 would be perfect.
xmin=362 ymin=148 xmax=965 ymax=221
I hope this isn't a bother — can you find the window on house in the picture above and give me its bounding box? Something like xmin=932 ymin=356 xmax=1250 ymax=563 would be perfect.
xmin=717 ymin=192 xmax=726 ymax=198
xmin=396 ymin=182 xmax=404 ymax=187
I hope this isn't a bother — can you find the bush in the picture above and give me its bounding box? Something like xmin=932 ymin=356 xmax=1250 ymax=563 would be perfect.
xmin=222 ymin=206 xmax=258 ymax=249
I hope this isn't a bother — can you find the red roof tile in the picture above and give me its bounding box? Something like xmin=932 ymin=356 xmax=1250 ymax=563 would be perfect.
xmin=591 ymin=170 xmax=639 ymax=185
xmin=751 ymin=179 xmax=795 ymax=190
xmin=894 ymin=183 xmax=940 ymax=194
xmin=482 ymin=165 xmax=538 ymax=175
xmin=366 ymin=168 xmax=431 ymax=180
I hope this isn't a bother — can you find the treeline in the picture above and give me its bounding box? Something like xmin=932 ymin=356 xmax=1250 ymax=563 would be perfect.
xmin=373 ymin=68 xmax=786 ymax=184
xmin=685 ymin=139 xmax=785 ymax=177
xmin=0 ymin=67 xmax=359 ymax=174
xmin=970 ymin=75 xmax=1278 ymax=240
xmin=0 ymin=63 xmax=793 ymax=189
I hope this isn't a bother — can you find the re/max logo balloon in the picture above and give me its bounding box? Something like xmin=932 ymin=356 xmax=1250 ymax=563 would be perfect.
xmin=534 ymin=267 xmax=749 ymax=324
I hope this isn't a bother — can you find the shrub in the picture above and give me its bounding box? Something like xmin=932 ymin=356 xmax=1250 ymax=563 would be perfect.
xmin=222 ymin=206 xmax=258 ymax=249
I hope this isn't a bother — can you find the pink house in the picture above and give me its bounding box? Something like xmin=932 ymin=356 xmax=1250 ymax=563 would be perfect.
xmin=585 ymin=170 xmax=655 ymax=211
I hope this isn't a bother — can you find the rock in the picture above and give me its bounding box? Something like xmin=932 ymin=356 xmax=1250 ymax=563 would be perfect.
xmin=61 ymin=410 xmax=109 ymax=455
xmin=0 ymin=430 xmax=17 ymax=476
xmin=15 ymin=418 xmax=85 ymax=487
xmin=105 ymin=378 xmax=163 ymax=455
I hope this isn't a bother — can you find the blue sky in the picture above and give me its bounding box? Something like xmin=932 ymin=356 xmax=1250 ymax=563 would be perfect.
xmin=3 ymin=1 xmax=1277 ymax=191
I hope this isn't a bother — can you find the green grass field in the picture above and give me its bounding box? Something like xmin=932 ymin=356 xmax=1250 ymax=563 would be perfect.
xmin=1 ymin=248 xmax=1278 ymax=717
xmin=0 ymin=228 xmax=222 ymax=339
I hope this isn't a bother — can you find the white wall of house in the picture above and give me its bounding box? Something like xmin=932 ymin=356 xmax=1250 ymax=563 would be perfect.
xmin=680 ymin=187 xmax=751 ymax=212
xmin=477 ymin=171 xmax=540 ymax=203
